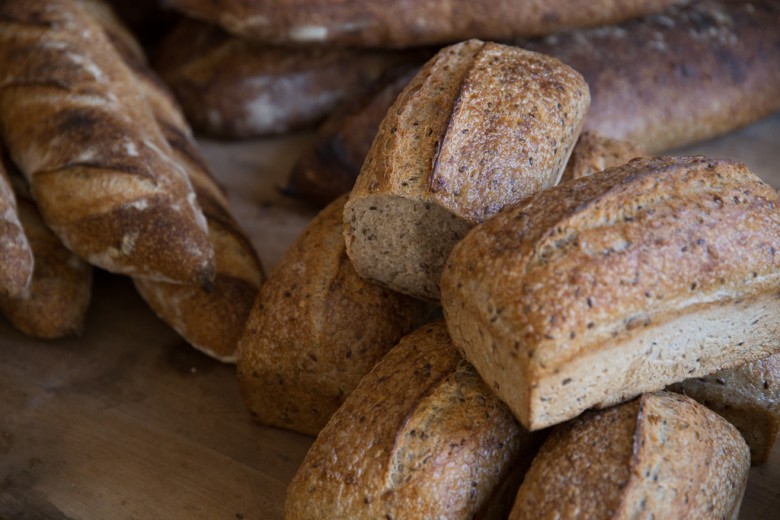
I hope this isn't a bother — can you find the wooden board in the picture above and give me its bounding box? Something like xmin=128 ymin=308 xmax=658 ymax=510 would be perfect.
xmin=1 ymin=112 xmax=779 ymax=519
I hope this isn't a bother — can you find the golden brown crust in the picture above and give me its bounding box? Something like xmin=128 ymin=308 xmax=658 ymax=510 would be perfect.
xmin=670 ymin=353 xmax=780 ymax=465
xmin=441 ymin=156 xmax=780 ymax=430
xmin=510 ymin=392 xmax=750 ymax=519
xmin=522 ymin=0 xmax=780 ymax=153
xmin=164 ymin=0 xmax=685 ymax=48
xmin=82 ymin=0 xmax=265 ymax=361
xmin=237 ymin=195 xmax=431 ymax=435
xmin=0 ymin=156 xmax=33 ymax=297
xmin=0 ymin=0 xmax=214 ymax=284
xmin=153 ymin=19 xmax=422 ymax=138
xmin=344 ymin=40 xmax=588 ymax=301
xmin=286 ymin=321 xmax=538 ymax=520
xmin=0 ymin=175 xmax=92 ymax=339
xmin=561 ymin=132 xmax=646 ymax=183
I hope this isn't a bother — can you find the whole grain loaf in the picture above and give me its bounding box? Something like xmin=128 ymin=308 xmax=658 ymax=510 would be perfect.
xmin=344 ymin=40 xmax=589 ymax=301
xmin=560 ymin=132 xmax=645 ymax=182
xmin=0 ymin=154 xmax=33 ymax=298
xmin=441 ymin=156 xmax=780 ymax=430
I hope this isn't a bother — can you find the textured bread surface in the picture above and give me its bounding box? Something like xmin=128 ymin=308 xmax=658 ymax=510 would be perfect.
xmin=0 ymin=0 xmax=214 ymax=284
xmin=510 ymin=392 xmax=750 ymax=519
xmin=237 ymin=194 xmax=430 ymax=435
xmin=285 ymin=321 xmax=538 ymax=520
xmin=441 ymin=156 xmax=780 ymax=430
xmin=81 ymin=1 xmax=267 ymax=362
xmin=670 ymin=353 xmax=780 ymax=465
xmin=522 ymin=0 xmax=780 ymax=153
xmin=345 ymin=40 xmax=589 ymax=301
xmin=164 ymin=0 xmax=684 ymax=48
xmin=0 ymin=155 xmax=33 ymax=297
xmin=154 ymin=19 xmax=420 ymax=138
xmin=561 ymin=132 xmax=645 ymax=182
xmin=0 ymin=175 xmax=92 ymax=339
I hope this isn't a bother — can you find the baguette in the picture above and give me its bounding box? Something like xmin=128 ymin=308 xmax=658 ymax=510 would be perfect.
xmin=164 ymin=0 xmax=685 ymax=48
xmin=344 ymin=40 xmax=589 ymax=301
xmin=82 ymin=0 xmax=266 ymax=362
xmin=237 ymin=194 xmax=431 ymax=435
xmin=441 ymin=156 xmax=780 ymax=430
xmin=0 ymin=172 xmax=92 ymax=339
xmin=521 ymin=0 xmax=780 ymax=153
xmin=509 ymin=392 xmax=750 ymax=519
xmin=0 ymin=0 xmax=214 ymax=285
xmin=669 ymin=353 xmax=780 ymax=465
xmin=560 ymin=132 xmax=645 ymax=182
xmin=0 ymin=153 xmax=33 ymax=297
xmin=153 ymin=19 xmax=424 ymax=138
xmin=286 ymin=321 xmax=539 ymax=520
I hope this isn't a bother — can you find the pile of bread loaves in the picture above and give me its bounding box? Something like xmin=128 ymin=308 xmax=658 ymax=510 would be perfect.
xmin=1 ymin=0 xmax=780 ymax=518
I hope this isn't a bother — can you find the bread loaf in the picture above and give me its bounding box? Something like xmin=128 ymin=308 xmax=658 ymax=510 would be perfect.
xmin=286 ymin=321 xmax=539 ymax=520
xmin=670 ymin=353 xmax=780 ymax=465
xmin=344 ymin=40 xmax=589 ymax=301
xmin=82 ymin=0 xmax=266 ymax=362
xmin=153 ymin=19 xmax=424 ymax=138
xmin=0 ymin=154 xmax=33 ymax=297
xmin=560 ymin=132 xmax=645 ymax=182
xmin=0 ymin=0 xmax=214 ymax=285
xmin=238 ymin=194 xmax=431 ymax=435
xmin=509 ymin=392 xmax=750 ymax=519
xmin=441 ymin=156 xmax=780 ymax=431
xmin=521 ymin=0 xmax=780 ymax=153
xmin=0 ymin=173 xmax=92 ymax=339
xmin=164 ymin=0 xmax=685 ymax=48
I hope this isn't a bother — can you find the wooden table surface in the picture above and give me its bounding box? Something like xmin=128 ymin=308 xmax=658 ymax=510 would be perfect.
xmin=1 ymin=113 xmax=779 ymax=519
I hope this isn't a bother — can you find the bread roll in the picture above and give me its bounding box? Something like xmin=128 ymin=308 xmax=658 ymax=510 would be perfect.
xmin=82 ymin=0 xmax=266 ymax=362
xmin=0 ymin=154 xmax=33 ymax=297
xmin=521 ymin=0 xmax=780 ymax=153
xmin=560 ymin=132 xmax=645 ymax=182
xmin=0 ymin=173 xmax=92 ymax=339
xmin=237 ymin=194 xmax=431 ymax=435
xmin=509 ymin=392 xmax=749 ymax=519
xmin=153 ymin=19 xmax=424 ymax=138
xmin=344 ymin=40 xmax=589 ymax=301
xmin=441 ymin=156 xmax=780 ymax=431
xmin=286 ymin=321 xmax=539 ymax=520
xmin=670 ymin=353 xmax=780 ymax=465
xmin=0 ymin=0 xmax=214 ymax=285
xmin=164 ymin=0 xmax=685 ymax=48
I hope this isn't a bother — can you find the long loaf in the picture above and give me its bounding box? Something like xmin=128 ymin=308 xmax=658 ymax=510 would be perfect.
xmin=0 ymin=151 xmax=33 ymax=297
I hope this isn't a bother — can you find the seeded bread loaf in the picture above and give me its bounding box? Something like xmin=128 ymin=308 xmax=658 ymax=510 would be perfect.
xmin=669 ymin=353 xmax=780 ymax=465
xmin=286 ymin=321 xmax=540 ymax=520
xmin=560 ymin=132 xmax=645 ymax=182
xmin=509 ymin=392 xmax=750 ymax=519
xmin=153 ymin=19 xmax=422 ymax=138
xmin=0 ymin=0 xmax=214 ymax=285
xmin=0 ymin=173 xmax=92 ymax=339
xmin=0 ymin=154 xmax=33 ymax=297
xmin=441 ymin=156 xmax=780 ymax=431
xmin=521 ymin=0 xmax=780 ymax=153
xmin=164 ymin=0 xmax=685 ymax=48
xmin=344 ymin=40 xmax=589 ymax=301
xmin=237 ymin=194 xmax=431 ymax=435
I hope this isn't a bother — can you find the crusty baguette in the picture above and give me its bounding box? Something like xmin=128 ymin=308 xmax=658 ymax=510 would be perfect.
xmin=153 ymin=19 xmax=425 ymax=138
xmin=441 ymin=156 xmax=780 ymax=431
xmin=81 ymin=0 xmax=266 ymax=362
xmin=344 ymin=40 xmax=589 ymax=301
xmin=0 ymin=0 xmax=214 ymax=285
xmin=286 ymin=65 xmax=420 ymax=207
xmin=521 ymin=0 xmax=780 ymax=153
xmin=237 ymin=194 xmax=431 ymax=435
xmin=286 ymin=321 xmax=539 ymax=520
xmin=669 ymin=353 xmax=780 ymax=465
xmin=509 ymin=392 xmax=750 ymax=519
xmin=164 ymin=0 xmax=685 ymax=48
xmin=0 ymin=173 xmax=92 ymax=339
xmin=560 ymin=132 xmax=645 ymax=182
xmin=0 ymin=153 xmax=33 ymax=297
